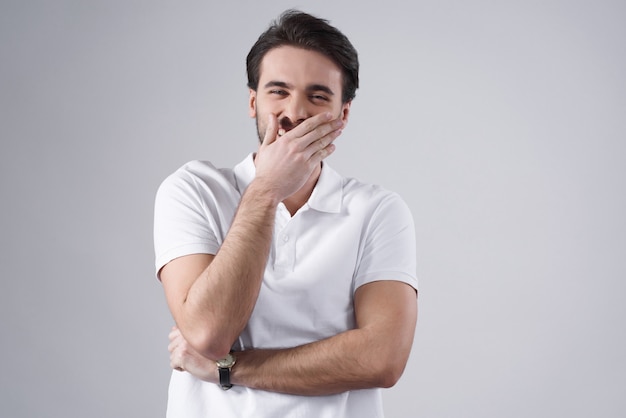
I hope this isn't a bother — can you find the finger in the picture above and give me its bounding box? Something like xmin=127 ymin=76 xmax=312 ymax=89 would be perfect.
xmin=310 ymin=141 xmax=337 ymax=165
xmin=294 ymin=116 xmax=343 ymax=149
xmin=170 ymin=352 xmax=183 ymax=371
xmin=169 ymin=327 xmax=181 ymax=342
xmin=303 ymin=127 xmax=342 ymax=160
xmin=288 ymin=112 xmax=332 ymax=140
xmin=168 ymin=328 xmax=185 ymax=354
xmin=262 ymin=114 xmax=279 ymax=146
xmin=312 ymin=126 xmax=342 ymax=151
xmin=169 ymin=342 xmax=184 ymax=371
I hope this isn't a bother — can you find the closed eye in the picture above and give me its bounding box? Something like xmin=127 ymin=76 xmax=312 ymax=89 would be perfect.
xmin=310 ymin=94 xmax=329 ymax=102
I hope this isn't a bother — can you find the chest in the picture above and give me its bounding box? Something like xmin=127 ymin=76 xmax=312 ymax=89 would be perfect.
xmin=241 ymin=206 xmax=368 ymax=348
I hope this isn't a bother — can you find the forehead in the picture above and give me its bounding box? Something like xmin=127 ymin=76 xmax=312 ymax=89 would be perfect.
xmin=258 ymin=45 xmax=343 ymax=88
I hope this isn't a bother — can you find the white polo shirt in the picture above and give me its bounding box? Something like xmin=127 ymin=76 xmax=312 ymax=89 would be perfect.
xmin=154 ymin=153 xmax=418 ymax=418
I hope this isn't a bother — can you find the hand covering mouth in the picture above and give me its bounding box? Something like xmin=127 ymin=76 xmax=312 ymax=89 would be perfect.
xmin=278 ymin=117 xmax=301 ymax=137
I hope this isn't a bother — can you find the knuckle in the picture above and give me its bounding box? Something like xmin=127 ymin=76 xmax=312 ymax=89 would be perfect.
xmin=292 ymin=153 xmax=306 ymax=164
xmin=303 ymin=117 xmax=318 ymax=132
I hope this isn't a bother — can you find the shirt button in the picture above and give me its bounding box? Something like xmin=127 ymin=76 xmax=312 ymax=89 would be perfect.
xmin=282 ymin=235 xmax=289 ymax=242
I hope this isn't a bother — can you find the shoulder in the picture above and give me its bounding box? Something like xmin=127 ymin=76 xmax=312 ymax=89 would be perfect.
xmin=340 ymin=175 xmax=418 ymax=290
xmin=156 ymin=160 xmax=238 ymax=203
xmin=158 ymin=160 xmax=235 ymax=190
xmin=342 ymin=176 xmax=412 ymax=219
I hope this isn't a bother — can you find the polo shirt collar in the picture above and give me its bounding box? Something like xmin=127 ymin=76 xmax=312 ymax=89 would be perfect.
xmin=233 ymin=153 xmax=256 ymax=192
xmin=233 ymin=153 xmax=343 ymax=214
xmin=308 ymin=160 xmax=343 ymax=213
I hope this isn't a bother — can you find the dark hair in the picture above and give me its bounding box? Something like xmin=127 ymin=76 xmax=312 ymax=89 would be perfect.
xmin=246 ymin=10 xmax=359 ymax=103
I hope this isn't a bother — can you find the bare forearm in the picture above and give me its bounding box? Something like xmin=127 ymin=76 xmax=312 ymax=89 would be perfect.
xmin=231 ymin=282 xmax=416 ymax=395
xmin=170 ymin=328 xmax=393 ymax=396
xmin=169 ymin=282 xmax=417 ymax=395
xmin=232 ymin=329 xmax=391 ymax=396
xmin=181 ymin=181 xmax=279 ymax=358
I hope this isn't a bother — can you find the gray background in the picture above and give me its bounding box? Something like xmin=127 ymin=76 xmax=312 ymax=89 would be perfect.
xmin=1 ymin=0 xmax=624 ymax=417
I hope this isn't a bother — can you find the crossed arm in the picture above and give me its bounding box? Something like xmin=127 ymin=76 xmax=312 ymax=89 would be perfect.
xmin=160 ymin=112 xmax=418 ymax=395
xmin=167 ymin=278 xmax=417 ymax=396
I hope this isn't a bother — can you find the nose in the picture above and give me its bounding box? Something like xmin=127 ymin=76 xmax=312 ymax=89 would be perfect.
xmin=280 ymin=94 xmax=309 ymax=130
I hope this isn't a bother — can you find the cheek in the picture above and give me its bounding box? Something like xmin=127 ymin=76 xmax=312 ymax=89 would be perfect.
xmin=255 ymin=113 xmax=268 ymax=139
xmin=257 ymin=119 xmax=266 ymax=135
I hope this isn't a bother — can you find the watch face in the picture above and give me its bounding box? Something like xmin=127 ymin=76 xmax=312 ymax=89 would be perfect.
xmin=216 ymin=353 xmax=235 ymax=368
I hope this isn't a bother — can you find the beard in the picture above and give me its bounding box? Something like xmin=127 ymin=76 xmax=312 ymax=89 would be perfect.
xmin=255 ymin=116 xmax=264 ymax=144
xmin=254 ymin=112 xmax=291 ymax=144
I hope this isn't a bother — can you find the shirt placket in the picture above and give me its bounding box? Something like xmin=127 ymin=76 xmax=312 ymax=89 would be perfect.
xmin=272 ymin=204 xmax=297 ymax=272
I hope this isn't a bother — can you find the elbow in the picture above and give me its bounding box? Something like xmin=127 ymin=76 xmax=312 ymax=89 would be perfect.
xmin=371 ymin=358 xmax=408 ymax=389
xmin=175 ymin=308 xmax=238 ymax=360
xmin=378 ymin=367 xmax=404 ymax=389
xmin=184 ymin=328 xmax=234 ymax=361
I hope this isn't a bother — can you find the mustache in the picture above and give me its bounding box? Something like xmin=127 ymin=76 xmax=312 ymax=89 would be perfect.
xmin=278 ymin=117 xmax=304 ymax=132
xmin=255 ymin=116 xmax=299 ymax=143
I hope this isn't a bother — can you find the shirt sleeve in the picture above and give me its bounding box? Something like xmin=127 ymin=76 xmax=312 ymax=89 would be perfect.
xmin=353 ymin=191 xmax=418 ymax=292
xmin=153 ymin=165 xmax=221 ymax=279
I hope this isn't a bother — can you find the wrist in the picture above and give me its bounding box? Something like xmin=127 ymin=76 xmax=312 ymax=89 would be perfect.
xmin=216 ymin=352 xmax=237 ymax=390
xmin=245 ymin=179 xmax=282 ymax=207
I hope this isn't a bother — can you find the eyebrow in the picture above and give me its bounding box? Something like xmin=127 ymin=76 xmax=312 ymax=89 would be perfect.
xmin=264 ymin=80 xmax=293 ymax=89
xmin=307 ymin=84 xmax=335 ymax=96
xmin=263 ymin=80 xmax=335 ymax=96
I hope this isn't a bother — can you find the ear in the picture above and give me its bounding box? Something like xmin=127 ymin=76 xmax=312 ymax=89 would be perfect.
xmin=340 ymin=100 xmax=352 ymax=125
xmin=249 ymin=89 xmax=257 ymax=118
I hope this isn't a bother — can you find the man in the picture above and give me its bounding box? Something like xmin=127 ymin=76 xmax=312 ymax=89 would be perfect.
xmin=154 ymin=9 xmax=418 ymax=417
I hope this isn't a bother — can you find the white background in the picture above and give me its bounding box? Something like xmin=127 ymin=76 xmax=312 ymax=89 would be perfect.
xmin=1 ymin=1 xmax=624 ymax=417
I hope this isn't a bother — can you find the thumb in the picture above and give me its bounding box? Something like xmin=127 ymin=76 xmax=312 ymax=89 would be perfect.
xmin=262 ymin=114 xmax=279 ymax=146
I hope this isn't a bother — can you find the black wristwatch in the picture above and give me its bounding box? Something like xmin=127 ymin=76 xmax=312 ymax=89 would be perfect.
xmin=216 ymin=352 xmax=236 ymax=390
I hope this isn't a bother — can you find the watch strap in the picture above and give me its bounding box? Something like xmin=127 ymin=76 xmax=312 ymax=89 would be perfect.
xmin=218 ymin=366 xmax=233 ymax=390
